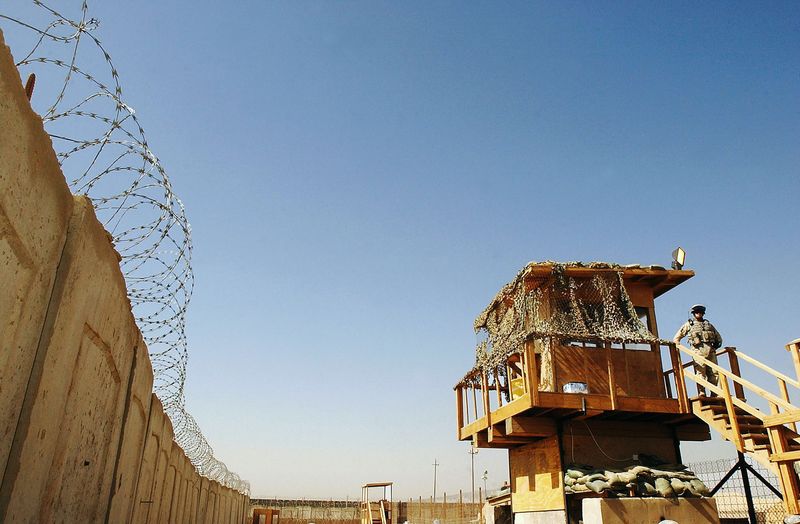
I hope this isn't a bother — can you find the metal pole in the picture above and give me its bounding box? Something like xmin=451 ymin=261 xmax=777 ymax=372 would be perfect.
xmin=433 ymin=459 xmax=439 ymax=505
xmin=738 ymin=452 xmax=758 ymax=524
xmin=468 ymin=447 xmax=478 ymax=505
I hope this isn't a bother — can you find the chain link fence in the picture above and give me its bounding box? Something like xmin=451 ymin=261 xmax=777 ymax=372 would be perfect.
xmin=688 ymin=456 xmax=785 ymax=524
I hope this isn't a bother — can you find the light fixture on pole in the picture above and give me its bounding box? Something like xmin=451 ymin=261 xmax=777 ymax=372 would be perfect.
xmin=482 ymin=470 xmax=488 ymax=499
xmin=671 ymin=247 xmax=686 ymax=270
xmin=468 ymin=445 xmax=479 ymax=504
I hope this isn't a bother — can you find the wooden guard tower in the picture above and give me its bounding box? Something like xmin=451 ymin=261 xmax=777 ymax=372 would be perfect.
xmin=360 ymin=483 xmax=393 ymax=524
xmin=454 ymin=262 xmax=800 ymax=523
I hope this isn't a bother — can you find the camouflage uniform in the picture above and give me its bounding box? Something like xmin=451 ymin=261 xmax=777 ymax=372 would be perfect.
xmin=674 ymin=318 xmax=723 ymax=389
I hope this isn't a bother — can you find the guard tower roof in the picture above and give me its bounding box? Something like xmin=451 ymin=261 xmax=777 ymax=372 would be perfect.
xmin=476 ymin=261 xmax=693 ymax=329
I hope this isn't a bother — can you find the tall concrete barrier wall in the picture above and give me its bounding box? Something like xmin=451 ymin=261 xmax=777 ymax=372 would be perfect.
xmin=0 ymin=30 xmax=248 ymax=523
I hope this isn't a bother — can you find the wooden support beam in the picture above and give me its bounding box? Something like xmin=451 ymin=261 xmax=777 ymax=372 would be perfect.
xmin=726 ymin=348 xmax=746 ymax=400
xmin=456 ymin=388 xmax=465 ymax=436
xmin=778 ymin=379 xmax=797 ymax=433
xmin=604 ymin=341 xmax=618 ymax=410
xmin=505 ymin=416 xmax=557 ymax=438
xmin=769 ymin=450 xmax=800 ymax=463
xmin=473 ymin=430 xmax=519 ymax=449
xmin=488 ymin=424 xmax=535 ymax=445
xmin=767 ymin=403 xmax=800 ymax=515
xmin=523 ymin=340 xmax=539 ymax=406
xmin=481 ymin=373 xmax=492 ymax=427
xmin=668 ymin=343 xmax=689 ymax=413
xmin=764 ymin=410 xmax=800 ymax=428
xmin=495 ymin=371 xmax=504 ymax=409
xmin=720 ymin=376 xmax=744 ymax=452
xmin=673 ymin=423 xmax=712 ymax=441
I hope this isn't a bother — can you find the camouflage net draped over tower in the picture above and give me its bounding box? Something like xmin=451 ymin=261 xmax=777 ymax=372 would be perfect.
xmin=461 ymin=261 xmax=664 ymax=389
xmin=0 ymin=1 xmax=248 ymax=493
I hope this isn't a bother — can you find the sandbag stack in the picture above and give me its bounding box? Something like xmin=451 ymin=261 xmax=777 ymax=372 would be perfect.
xmin=563 ymin=462 xmax=711 ymax=498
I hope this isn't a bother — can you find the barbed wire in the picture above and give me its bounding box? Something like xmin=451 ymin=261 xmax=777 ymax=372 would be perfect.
xmin=0 ymin=1 xmax=249 ymax=494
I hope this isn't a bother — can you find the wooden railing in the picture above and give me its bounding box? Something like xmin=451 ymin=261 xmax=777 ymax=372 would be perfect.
xmin=456 ymin=340 xmax=547 ymax=436
xmin=674 ymin=343 xmax=800 ymax=424
xmin=456 ymin=338 xmax=689 ymax=437
xmin=672 ymin=339 xmax=800 ymax=515
xmin=456 ymin=338 xmax=800 ymax=438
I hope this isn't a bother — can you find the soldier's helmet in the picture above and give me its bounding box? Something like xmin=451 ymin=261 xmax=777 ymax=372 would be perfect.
xmin=690 ymin=304 xmax=706 ymax=314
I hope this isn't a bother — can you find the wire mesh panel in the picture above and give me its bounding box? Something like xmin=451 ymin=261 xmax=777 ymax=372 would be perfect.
xmin=688 ymin=457 xmax=785 ymax=524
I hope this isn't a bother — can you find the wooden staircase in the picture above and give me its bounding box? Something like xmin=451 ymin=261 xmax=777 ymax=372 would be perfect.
xmin=673 ymin=339 xmax=800 ymax=515
xmin=692 ymin=396 xmax=800 ymax=471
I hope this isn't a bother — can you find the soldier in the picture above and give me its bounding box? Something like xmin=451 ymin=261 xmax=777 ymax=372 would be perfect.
xmin=673 ymin=304 xmax=723 ymax=395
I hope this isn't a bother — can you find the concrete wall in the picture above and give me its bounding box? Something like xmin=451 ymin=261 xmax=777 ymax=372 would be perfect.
xmin=0 ymin=30 xmax=248 ymax=523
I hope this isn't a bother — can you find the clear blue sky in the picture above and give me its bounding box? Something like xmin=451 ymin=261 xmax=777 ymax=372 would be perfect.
xmin=3 ymin=0 xmax=799 ymax=499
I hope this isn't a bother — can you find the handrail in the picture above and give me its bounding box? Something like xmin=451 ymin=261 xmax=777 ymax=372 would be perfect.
xmin=663 ymin=346 xmax=731 ymax=376
xmin=733 ymin=348 xmax=800 ymax=389
xmin=676 ymin=344 xmax=798 ymax=412
xmin=685 ymin=369 xmax=765 ymax=421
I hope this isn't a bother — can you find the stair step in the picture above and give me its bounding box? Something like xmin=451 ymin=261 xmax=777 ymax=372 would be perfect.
xmin=743 ymin=433 xmax=770 ymax=443
xmin=725 ymin=423 xmax=768 ymax=437
xmin=703 ymin=404 xmax=751 ymax=416
xmin=696 ymin=396 xmax=726 ymax=404
xmin=713 ymin=413 xmax=762 ymax=425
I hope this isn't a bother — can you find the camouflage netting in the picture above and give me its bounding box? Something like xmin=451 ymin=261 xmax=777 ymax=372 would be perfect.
xmin=459 ymin=261 xmax=668 ymax=388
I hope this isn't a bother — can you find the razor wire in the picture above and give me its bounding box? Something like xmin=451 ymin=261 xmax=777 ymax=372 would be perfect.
xmin=0 ymin=1 xmax=249 ymax=494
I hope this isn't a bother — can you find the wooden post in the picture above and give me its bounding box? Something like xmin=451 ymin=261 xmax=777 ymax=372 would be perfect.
xmin=720 ymin=376 xmax=744 ymax=451
xmin=777 ymin=378 xmax=797 ymax=433
xmin=494 ymin=369 xmax=503 ymax=408
xmin=457 ymin=388 xmax=465 ymax=430
xmin=506 ymin=362 xmax=514 ymax=400
xmin=669 ymin=343 xmax=689 ymax=412
xmin=459 ymin=490 xmax=463 ymax=518
xmin=664 ymin=370 xmax=673 ymax=399
xmin=481 ymin=372 xmax=491 ymax=424
xmin=472 ymin=386 xmax=479 ymax=420
xmin=768 ymin=403 xmax=800 ymax=515
xmin=523 ymin=340 xmax=539 ymax=406
xmin=786 ymin=339 xmax=800 ymax=385
xmin=605 ymin=341 xmax=618 ymax=410
xmin=722 ymin=348 xmax=746 ymax=400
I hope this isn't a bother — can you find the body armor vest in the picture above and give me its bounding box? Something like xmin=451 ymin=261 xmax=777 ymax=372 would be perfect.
xmin=688 ymin=319 xmax=719 ymax=348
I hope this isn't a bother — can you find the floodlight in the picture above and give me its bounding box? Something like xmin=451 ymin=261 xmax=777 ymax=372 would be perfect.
xmin=671 ymin=247 xmax=686 ymax=270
